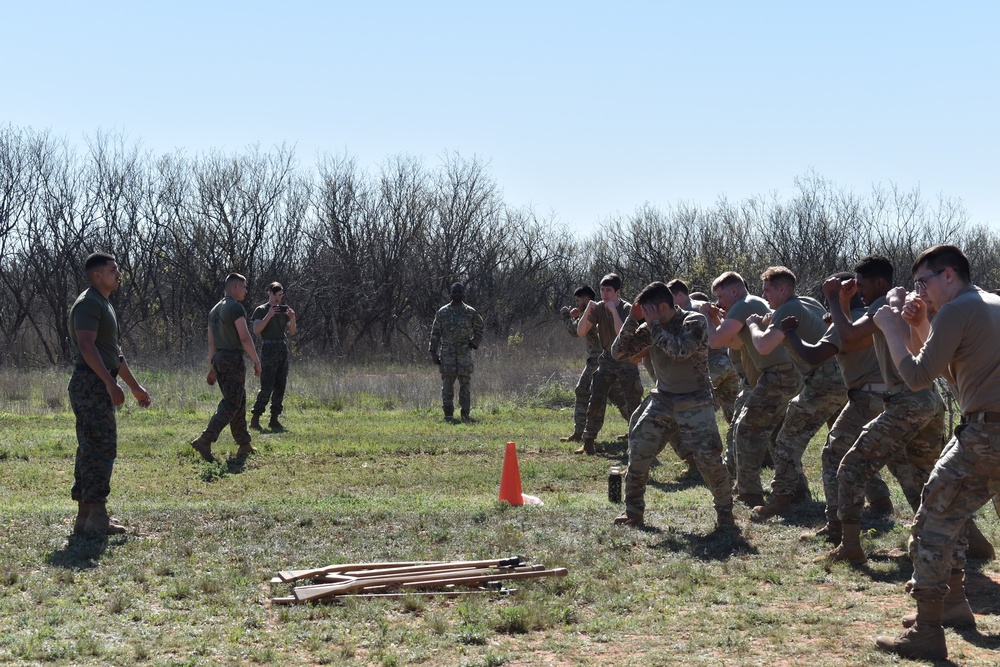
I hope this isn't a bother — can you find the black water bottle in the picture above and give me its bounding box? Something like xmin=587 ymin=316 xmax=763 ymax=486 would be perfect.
xmin=608 ymin=466 xmax=622 ymax=503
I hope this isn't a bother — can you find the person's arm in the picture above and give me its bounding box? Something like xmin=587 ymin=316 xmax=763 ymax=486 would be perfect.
xmin=608 ymin=300 xmax=625 ymax=335
xmin=561 ymin=308 xmax=581 ymax=338
xmin=429 ymin=313 xmax=442 ymax=365
xmin=825 ymin=277 xmax=879 ymax=346
xmin=117 ymin=355 xmax=151 ymax=407
xmin=747 ymin=313 xmax=784 ymax=355
xmin=76 ymin=330 xmax=125 ymax=406
xmin=236 ymin=317 xmax=262 ymax=377
xmin=780 ymin=317 xmax=838 ymax=366
xmin=611 ymin=306 xmax=651 ymax=361
xmin=285 ymin=307 xmax=296 ymax=336
xmin=469 ymin=310 xmax=485 ymax=349
xmin=872 ymin=305 xmax=957 ymax=390
xmin=252 ymin=308 xmax=270 ymax=337
xmin=577 ymin=301 xmax=598 ymax=337
xmin=646 ymin=309 xmax=704 ymax=360
xmin=206 ymin=327 xmax=217 ymax=385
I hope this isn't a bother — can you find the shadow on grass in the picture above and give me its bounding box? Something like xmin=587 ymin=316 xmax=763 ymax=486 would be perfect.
xmin=45 ymin=532 xmax=123 ymax=570
xmin=646 ymin=525 xmax=758 ymax=562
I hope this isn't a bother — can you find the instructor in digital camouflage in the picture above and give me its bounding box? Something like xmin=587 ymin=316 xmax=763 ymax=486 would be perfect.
xmin=68 ymin=252 xmax=151 ymax=535
xmin=429 ymin=282 xmax=485 ymax=421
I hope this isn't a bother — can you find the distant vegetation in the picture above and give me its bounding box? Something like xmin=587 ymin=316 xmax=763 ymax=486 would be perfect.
xmin=2 ymin=124 xmax=998 ymax=367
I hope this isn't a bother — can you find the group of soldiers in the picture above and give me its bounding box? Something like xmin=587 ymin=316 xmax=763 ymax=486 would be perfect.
xmin=559 ymin=247 xmax=1000 ymax=660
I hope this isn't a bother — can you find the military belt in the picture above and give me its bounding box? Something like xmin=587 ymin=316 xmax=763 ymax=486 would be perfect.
xmin=261 ymin=339 xmax=286 ymax=344
xmin=962 ymin=410 xmax=1000 ymax=424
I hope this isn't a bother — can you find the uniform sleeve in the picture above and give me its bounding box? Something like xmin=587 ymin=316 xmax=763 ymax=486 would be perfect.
xmin=429 ymin=312 xmax=442 ymax=354
xmin=897 ymin=305 xmax=964 ymax=390
xmin=649 ymin=314 xmax=707 ymax=360
xmin=563 ymin=313 xmax=581 ymax=337
xmin=72 ymin=299 xmax=102 ymax=332
xmin=470 ymin=310 xmax=485 ymax=348
xmin=611 ymin=318 xmax=651 ymax=361
xmin=251 ymin=305 xmax=266 ymax=322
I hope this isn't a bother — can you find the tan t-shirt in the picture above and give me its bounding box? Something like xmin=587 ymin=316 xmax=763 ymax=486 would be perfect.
xmin=898 ymin=286 xmax=1000 ymax=413
xmin=821 ymin=306 xmax=882 ymax=389
xmin=726 ymin=294 xmax=792 ymax=371
xmin=773 ymin=295 xmax=828 ymax=374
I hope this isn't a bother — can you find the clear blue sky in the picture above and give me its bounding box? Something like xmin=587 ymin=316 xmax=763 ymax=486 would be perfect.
xmin=5 ymin=1 xmax=998 ymax=235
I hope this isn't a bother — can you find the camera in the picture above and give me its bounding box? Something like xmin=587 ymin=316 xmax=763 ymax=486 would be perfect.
xmin=277 ymin=305 xmax=288 ymax=313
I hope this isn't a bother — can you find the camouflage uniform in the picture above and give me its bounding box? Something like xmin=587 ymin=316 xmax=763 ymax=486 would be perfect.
xmin=250 ymin=304 xmax=291 ymax=420
xmin=688 ymin=298 xmax=740 ymax=421
xmin=583 ymin=300 xmax=644 ymax=441
xmin=836 ymin=295 xmax=945 ymax=524
xmin=563 ymin=312 xmax=630 ymax=436
xmin=613 ymin=308 xmax=732 ymax=517
xmin=429 ymin=301 xmax=485 ymax=417
xmin=199 ymin=297 xmax=253 ymax=447
xmin=68 ymin=288 xmax=121 ymax=504
xmin=727 ymin=295 xmax=803 ymax=497
xmin=770 ymin=296 xmax=848 ymax=497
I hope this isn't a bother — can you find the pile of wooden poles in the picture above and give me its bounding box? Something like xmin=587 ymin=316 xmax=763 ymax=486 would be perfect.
xmin=270 ymin=555 xmax=567 ymax=604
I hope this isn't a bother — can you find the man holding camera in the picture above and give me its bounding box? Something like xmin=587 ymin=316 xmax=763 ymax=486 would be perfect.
xmin=250 ymin=282 xmax=296 ymax=431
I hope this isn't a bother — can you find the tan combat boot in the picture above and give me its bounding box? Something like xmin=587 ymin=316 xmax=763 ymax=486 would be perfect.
xmin=902 ymin=569 xmax=975 ymax=629
xmin=73 ymin=501 xmax=90 ymax=534
xmin=822 ymin=522 xmax=867 ymax=564
xmin=801 ymin=518 xmax=842 ymax=544
xmin=574 ymin=438 xmax=596 ymax=455
xmin=236 ymin=442 xmax=257 ymax=457
xmin=876 ymin=600 xmax=947 ymax=660
xmin=191 ymin=437 xmax=215 ymax=462
xmin=715 ymin=505 xmax=737 ymax=528
xmin=82 ymin=502 xmax=126 ymax=535
xmin=614 ymin=510 xmax=644 ymax=527
xmin=559 ymin=432 xmax=583 ymax=443
xmin=750 ymin=493 xmax=793 ymax=522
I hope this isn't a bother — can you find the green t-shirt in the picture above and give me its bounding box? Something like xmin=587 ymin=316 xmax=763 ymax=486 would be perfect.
xmin=69 ymin=288 xmax=120 ymax=371
xmin=209 ymin=297 xmax=247 ymax=351
xmin=251 ymin=303 xmax=289 ymax=340
xmin=820 ymin=306 xmax=882 ymax=389
xmin=726 ymin=294 xmax=792 ymax=370
xmin=773 ymin=295 xmax=828 ymax=374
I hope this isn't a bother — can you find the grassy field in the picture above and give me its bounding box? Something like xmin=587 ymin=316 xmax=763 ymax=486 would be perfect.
xmin=1 ymin=361 xmax=999 ymax=666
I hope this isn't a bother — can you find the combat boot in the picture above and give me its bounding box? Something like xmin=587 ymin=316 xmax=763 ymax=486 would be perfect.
xmin=236 ymin=442 xmax=257 ymax=458
xmin=801 ymin=518 xmax=842 ymax=544
xmin=876 ymin=600 xmax=947 ymax=660
xmin=614 ymin=510 xmax=644 ymax=527
xmin=902 ymin=570 xmax=975 ymax=629
xmin=559 ymin=432 xmax=583 ymax=443
xmin=866 ymin=496 xmax=894 ymax=518
xmin=736 ymin=493 xmax=765 ymax=509
xmin=460 ymin=411 xmax=471 ymax=422
xmin=574 ymin=438 xmax=596 ymax=455
xmin=268 ymin=415 xmax=285 ymax=431
xmin=82 ymin=502 xmax=126 ymax=535
xmin=443 ymin=408 xmax=454 ymax=421
xmin=715 ymin=505 xmax=737 ymax=528
xmin=73 ymin=501 xmax=91 ymax=534
xmin=822 ymin=522 xmax=867 ymax=564
xmin=751 ymin=493 xmax=793 ymax=522
xmin=966 ymin=517 xmax=995 ymax=560
xmin=249 ymin=414 xmax=262 ymax=431
xmin=191 ymin=437 xmax=215 ymax=462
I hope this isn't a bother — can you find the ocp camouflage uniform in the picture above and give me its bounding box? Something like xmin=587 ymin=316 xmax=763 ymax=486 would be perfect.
xmin=770 ymin=295 xmax=848 ymax=497
xmin=612 ymin=308 xmax=733 ymax=518
xmin=727 ymin=294 xmax=802 ymax=498
xmin=583 ymin=299 xmax=644 ymax=441
xmin=429 ymin=301 xmax=485 ymax=417
xmin=68 ymin=287 xmax=121 ymax=504
xmin=563 ymin=312 xmax=630 ymax=436
xmin=836 ymin=294 xmax=945 ymax=525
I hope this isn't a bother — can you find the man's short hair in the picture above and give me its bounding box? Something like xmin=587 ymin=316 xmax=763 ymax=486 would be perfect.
xmin=636 ymin=281 xmax=674 ymax=309
xmin=225 ymin=272 xmax=247 ymax=287
xmin=913 ymin=244 xmax=972 ymax=283
xmin=760 ymin=266 xmax=796 ymax=289
xmin=84 ymin=252 xmax=116 ymax=272
xmin=600 ymin=273 xmax=622 ymax=291
xmin=711 ymin=271 xmax=747 ymax=293
xmin=689 ymin=291 xmax=709 ymax=302
xmin=666 ymin=278 xmax=689 ymax=296
xmin=574 ymin=285 xmax=596 ymax=301
xmin=451 ymin=282 xmax=465 ymax=293
xmin=854 ymin=255 xmax=894 ymax=284
xmin=269 ymin=281 xmax=283 ymax=294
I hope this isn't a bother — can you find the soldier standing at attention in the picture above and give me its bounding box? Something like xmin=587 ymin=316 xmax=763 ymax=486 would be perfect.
xmin=610 ymin=282 xmax=734 ymax=529
xmin=577 ymin=273 xmax=644 ymax=455
xmin=559 ymin=285 xmax=630 ymax=443
xmin=429 ymin=282 xmax=485 ymax=422
xmin=700 ymin=272 xmax=802 ymax=508
xmin=191 ymin=273 xmax=261 ymax=462
xmin=68 ymin=252 xmax=151 ymax=535
xmin=250 ymin=282 xmax=296 ymax=432
xmin=873 ymin=245 xmax=1000 ymax=660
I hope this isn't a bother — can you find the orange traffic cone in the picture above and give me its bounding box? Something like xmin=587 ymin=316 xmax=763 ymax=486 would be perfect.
xmin=498 ymin=441 xmax=524 ymax=506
